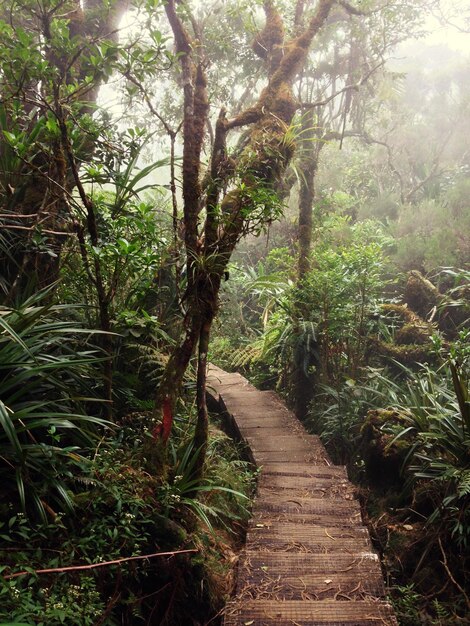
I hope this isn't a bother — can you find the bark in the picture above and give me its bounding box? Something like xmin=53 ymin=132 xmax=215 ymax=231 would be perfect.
xmin=192 ymin=318 xmax=212 ymax=484
xmin=297 ymin=108 xmax=319 ymax=280
xmin=153 ymin=316 xmax=202 ymax=412
xmin=153 ymin=0 xmax=335 ymax=473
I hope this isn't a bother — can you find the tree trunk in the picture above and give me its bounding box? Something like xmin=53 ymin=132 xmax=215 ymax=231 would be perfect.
xmin=153 ymin=315 xmax=202 ymax=414
xmin=297 ymin=108 xmax=318 ymax=280
xmin=294 ymin=110 xmax=321 ymax=419
xmin=191 ymin=317 xmax=212 ymax=485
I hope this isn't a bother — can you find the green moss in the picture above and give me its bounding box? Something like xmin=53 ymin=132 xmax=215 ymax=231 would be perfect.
xmin=396 ymin=322 xmax=432 ymax=345
xmin=376 ymin=340 xmax=435 ymax=364
xmin=361 ymin=409 xmax=412 ymax=488
xmin=404 ymin=270 xmax=442 ymax=318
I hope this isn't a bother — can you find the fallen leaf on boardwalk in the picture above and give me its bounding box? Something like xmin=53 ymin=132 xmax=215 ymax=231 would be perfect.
xmin=255 ymin=523 xmax=265 ymax=527
xmin=244 ymin=621 xmax=254 ymax=625
xmin=261 ymin=565 xmax=269 ymax=571
xmin=324 ymin=579 xmax=332 ymax=584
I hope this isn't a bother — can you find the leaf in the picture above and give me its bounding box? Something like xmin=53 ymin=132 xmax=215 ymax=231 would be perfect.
xmin=2 ymin=130 xmax=18 ymax=144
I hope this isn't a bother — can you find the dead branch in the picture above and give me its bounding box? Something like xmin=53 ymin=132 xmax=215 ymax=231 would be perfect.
xmin=0 ymin=223 xmax=72 ymax=236
xmin=338 ymin=0 xmax=367 ymax=16
xmin=438 ymin=536 xmax=470 ymax=610
xmin=4 ymin=549 xmax=198 ymax=580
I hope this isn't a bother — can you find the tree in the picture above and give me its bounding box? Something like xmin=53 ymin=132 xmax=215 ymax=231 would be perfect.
xmin=0 ymin=0 xmax=169 ymax=406
xmin=152 ymin=0 xmax=338 ymax=478
xmin=0 ymin=0 xmax=129 ymax=292
xmin=275 ymin=0 xmax=431 ymax=417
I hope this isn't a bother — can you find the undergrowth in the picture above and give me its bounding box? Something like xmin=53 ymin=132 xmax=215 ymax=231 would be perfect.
xmin=0 ymin=410 xmax=255 ymax=625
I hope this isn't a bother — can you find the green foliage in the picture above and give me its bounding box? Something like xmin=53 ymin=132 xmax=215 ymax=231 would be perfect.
xmin=391 ymin=584 xmax=422 ymax=626
xmin=0 ymin=104 xmax=46 ymax=209
xmin=403 ymin=345 xmax=470 ymax=546
xmin=258 ymin=220 xmax=389 ymax=387
xmin=391 ymin=583 xmax=458 ymax=626
xmin=0 ymin=566 xmax=105 ymax=626
xmin=64 ymin=131 xmax=173 ymax=319
xmin=0 ymin=289 xmax=107 ymax=520
xmin=237 ymin=180 xmax=285 ymax=234
xmin=0 ymin=416 xmax=255 ymax=625
xmin=353 ymin=332 xmax=470 ymax=547
xmin=159 ymin=435 xmax=251 ymax=533
xmin=308 ymin=367 xmax=395 ymax=466
xmin=0 ymin=442 xmax=160 ymax=624
xmin=392 ymin=197 xmax=470 ymax=272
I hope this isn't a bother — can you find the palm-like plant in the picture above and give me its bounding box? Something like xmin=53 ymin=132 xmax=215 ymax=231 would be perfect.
xmin=380 ymin=338 xmax=470 ymax=546
xmin=158 ymin=439 xmax=249 ymax=532
xmin=0 ymin=289 xmax=108 ymax=520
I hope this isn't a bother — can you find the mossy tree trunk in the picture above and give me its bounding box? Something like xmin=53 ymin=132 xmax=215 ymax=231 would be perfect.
xmin=298 ymin=108 xmax=319 ymax=281
xmin=1 ymin=0 xmax=128 ymax=299
xmin=1 ymin=0 xmax=128 ymax=409
xmin=154 ymin=0 xmax=336 ymax=480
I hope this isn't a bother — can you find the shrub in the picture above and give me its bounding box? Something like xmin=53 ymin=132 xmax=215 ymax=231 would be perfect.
xmin=0 ymin=289 xmax=107 ymax=520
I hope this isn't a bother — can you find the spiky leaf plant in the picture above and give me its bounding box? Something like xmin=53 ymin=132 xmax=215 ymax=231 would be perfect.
xmin=0 ymin=288 xmax=108 ymax=521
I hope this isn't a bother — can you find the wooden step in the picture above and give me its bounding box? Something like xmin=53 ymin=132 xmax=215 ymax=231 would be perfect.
xmin=246 ymin=523 xmax=372 ymax=553
xmin=236 ymin=551 xmax=385 ymax=600
xmin=253 ymin=490 xmax=361 ymax=519
xmin=253 ymin=450 xmax=326 ymax=464
xmin=223 ymin=599 xmax=398 ymax=625
xmin=257 ymin=476 xmax=354 ymax=500
xmin=237 ymin=552 xmax=384 ymax=599
xmin=259 ymin=464 xmax=347 ymax=478
xmin=251 ymin=510 xmax=363 ymax=526
xmin=244 ymin=435 xmax=313 ymax=453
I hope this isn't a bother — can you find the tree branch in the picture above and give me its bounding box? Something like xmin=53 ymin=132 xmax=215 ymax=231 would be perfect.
xmin=4 ymin=549 xmax=198 ymax=580
xmin=301 ymin=60 xmax=384 ymax=109
xmin=337 ymin=0 xmax=367 ymax=16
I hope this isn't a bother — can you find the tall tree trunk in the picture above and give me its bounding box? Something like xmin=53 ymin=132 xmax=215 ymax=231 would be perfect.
xmin=192 ymin=318 xmax=212 ymax=483
xmin=297 ymin=108 xmax=318 ymax=280
xmin=294 ymin=110 xmax=322 ymax=419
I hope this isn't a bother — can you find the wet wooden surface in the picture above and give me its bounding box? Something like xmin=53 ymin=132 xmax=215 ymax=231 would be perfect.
xmin=207 ymin=365 xmax=397 ymax=626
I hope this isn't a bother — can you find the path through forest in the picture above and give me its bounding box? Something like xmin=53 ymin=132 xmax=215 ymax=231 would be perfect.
xmin=207 ymin=365 xmax=397 ymax=626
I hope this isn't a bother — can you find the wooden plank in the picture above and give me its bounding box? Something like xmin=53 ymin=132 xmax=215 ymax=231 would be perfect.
xmin=223 ymin=599 xmax=398 ymax=625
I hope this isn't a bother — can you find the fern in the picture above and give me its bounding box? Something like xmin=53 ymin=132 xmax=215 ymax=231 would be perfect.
xmin=457 ymin=470 xmax=470 ymax=498
xmin=230 ymin=341 xmax=263 ymax=368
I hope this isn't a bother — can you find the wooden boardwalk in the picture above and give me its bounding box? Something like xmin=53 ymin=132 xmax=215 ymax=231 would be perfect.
xmin=207 ymin=365 xmax=397 ymax=626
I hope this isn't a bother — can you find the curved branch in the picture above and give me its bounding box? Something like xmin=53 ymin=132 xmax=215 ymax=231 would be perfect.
xmin=301 ymin=60 xmax=384 ymax=109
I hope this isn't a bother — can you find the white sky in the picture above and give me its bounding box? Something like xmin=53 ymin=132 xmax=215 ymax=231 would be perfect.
xmin=425 ymin=22 xmax=470 ymax=53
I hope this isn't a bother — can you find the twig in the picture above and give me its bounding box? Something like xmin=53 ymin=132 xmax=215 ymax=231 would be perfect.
xmin=3 ymin=549 xmax=198 ymax=580
xmin=438 ymin=536 xmax=470 ymax=610
xmin=0 ymin=223 xmax=72 ymax=236
xmin=301 ymin=61 xmax=384 ymax=109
